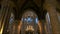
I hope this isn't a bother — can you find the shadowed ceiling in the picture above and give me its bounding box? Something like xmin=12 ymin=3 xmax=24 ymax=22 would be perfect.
xmin=14 ymin=0 xmax=46 ymax=20
xmin=0 ymin=0 xmax=60 ymax=20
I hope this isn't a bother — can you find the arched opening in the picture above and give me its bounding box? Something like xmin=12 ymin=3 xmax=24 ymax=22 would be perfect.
xmin=45 ymin=12 xmax=52 ymax=34
xmin=9 ymin=12 xmax=15 ymax=32
xmin=20 ymin=10 xmax=40 ymax=34
xmin=21 ymin=10 xmax=38 ymax=24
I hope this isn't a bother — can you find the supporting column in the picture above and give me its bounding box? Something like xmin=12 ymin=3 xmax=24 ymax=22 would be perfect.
xmin=44 ymin=0 xmax=60 ymax=34
xmin=18 ymin=21 xmax=22 ymax=34
xmin=38 ymin=21 xmax=42 ymax=34
xmin=45 ymin=12 xmax=52 ymax=34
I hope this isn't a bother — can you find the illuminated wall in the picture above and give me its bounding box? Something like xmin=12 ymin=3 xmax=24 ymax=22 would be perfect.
xmin=21 ymin=10 xmax=39 ymax=34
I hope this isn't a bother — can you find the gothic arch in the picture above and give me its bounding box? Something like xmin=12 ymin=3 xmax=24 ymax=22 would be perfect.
xmin=19 ymin=9 xmax=42 ymax=34
xmin=21 ymin=10 xmax=38 ymax=23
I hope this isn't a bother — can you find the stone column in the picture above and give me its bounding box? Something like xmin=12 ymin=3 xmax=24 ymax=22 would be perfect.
xmin=38 ymin=21 xmax=42 ymax=34
xmin=45 ymin=12 xmax=52 ymax=34
xmin=17 ymin=20 xmax=22 ymax=34
xmin=44 ymin=0 xmax=60 ymax=34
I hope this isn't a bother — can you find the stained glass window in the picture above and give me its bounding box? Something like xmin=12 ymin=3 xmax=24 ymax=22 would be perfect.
xmin=22 ymin=11 xmax=38 ymax=24
xmin=9 ymin=13 xmax=14 ymax=24
xmin=35 ymin=17 xmax=38 ymax=24
xmin=27 ymin=16 xmax=33 ymax=23
xmin=45 ymin=12 xmax=52 ymax=34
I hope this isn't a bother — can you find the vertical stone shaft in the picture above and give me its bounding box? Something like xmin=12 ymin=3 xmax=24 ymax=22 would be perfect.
xmin=44 ymin=0 xmax=60 ymax=34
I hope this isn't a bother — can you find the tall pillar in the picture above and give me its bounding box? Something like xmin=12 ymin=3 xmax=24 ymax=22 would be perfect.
xmin=44 ymin=0 xmax=60 ymax=34
xmin=17 ymin=20 xmax=22 ymax=34
xmin=38 ymin=21 xmax=42 ymax=34
xmin=45 ymin=12 xmax=52 ymax=34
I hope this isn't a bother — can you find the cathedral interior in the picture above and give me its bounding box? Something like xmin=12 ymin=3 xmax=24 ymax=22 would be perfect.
xmin=0 ymin=0 xmax=60 ymax=34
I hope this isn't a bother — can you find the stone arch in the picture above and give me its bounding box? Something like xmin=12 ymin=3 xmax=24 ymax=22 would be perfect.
xmin=22 ymin=10 xmax=37 ymax=18
xmin=20 ymin=9 xmax=41 ymax=34
xmin=21 ymin=9 xmax=38 ymax=24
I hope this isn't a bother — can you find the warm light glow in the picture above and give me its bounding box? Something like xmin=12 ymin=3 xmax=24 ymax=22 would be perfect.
xmin=19 ymin=21 xmax=22 ymax=34
xmin=26 ymin=25 xmax=34 ymax=31
xmin=0 ymin=23 xmax=4 ymax=34
xmin=38 ymin=21 xmax=42 ymax=34
xmin=0 ymin=21 xmax=1 ymax=31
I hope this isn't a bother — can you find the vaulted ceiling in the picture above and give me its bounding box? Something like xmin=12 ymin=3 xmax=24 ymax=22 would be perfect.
xmin=0 ymin=0 xmax=60 ymax=20
xmin=16 ymin=0 xmax=46 ymax=20
xmin=12 ymin=0 xmax=46 ymax=20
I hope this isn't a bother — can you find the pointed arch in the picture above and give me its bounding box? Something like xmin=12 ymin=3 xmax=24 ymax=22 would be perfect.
xmin=21 ymin=10 xmax=38 ymax=24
